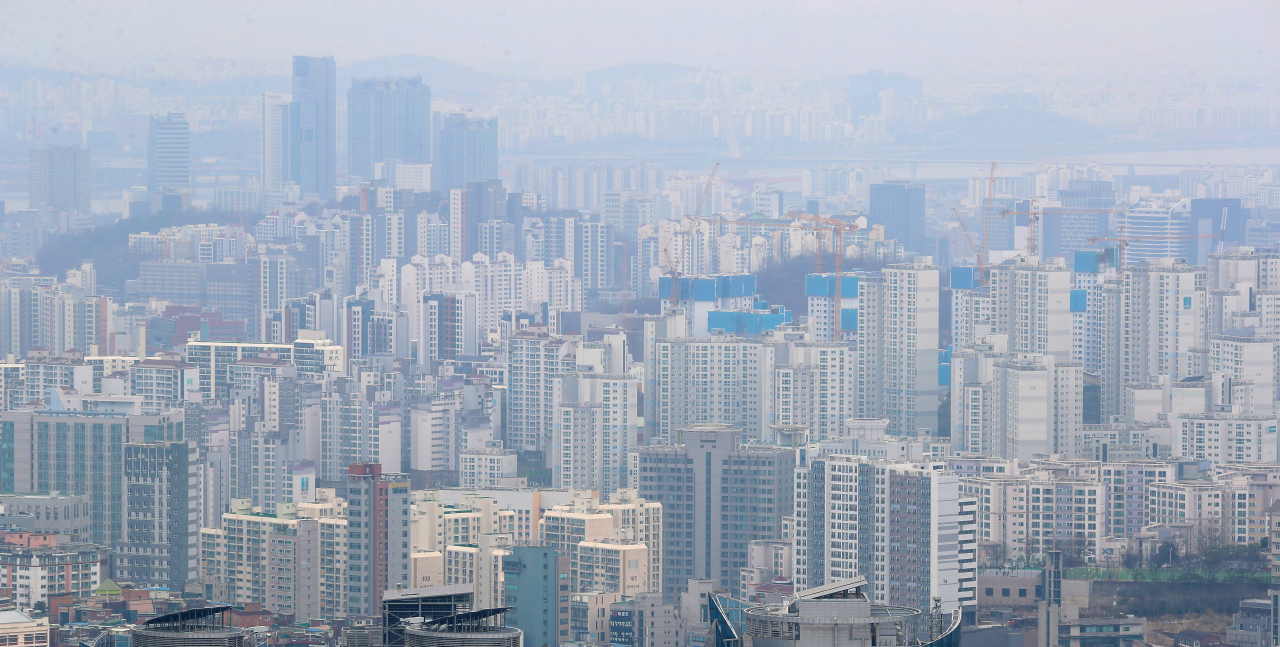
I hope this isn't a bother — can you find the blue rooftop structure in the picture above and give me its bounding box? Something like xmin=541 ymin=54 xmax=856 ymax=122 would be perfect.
xmin=805 ymin=273 xmax=860 ymax=298
xmin=950 ymin=266 xmax=978 ymax=290
xmin=660 ymin=274 xmax=757 ymax=301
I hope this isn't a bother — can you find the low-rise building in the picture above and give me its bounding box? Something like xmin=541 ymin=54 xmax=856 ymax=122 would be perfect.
xmin=458 ymin=446 xmax=519 ymax=488
xmin=0 ymin=538 xmax=101 ymax=608
xmin=1226 ymin=599 xmax=1271 ymax=647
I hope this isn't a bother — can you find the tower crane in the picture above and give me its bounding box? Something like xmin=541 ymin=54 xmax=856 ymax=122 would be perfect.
xmin=998 ymin=206 xmax=1127 ymax=257
xmin=981 ymin=162 xmax=996 ymax=267
xmin=664 ymin=162 xmax=721 ymax=288
xmin=1086 ymin=233 xmax=1217 ymax=268
xmin=732 ymin=212 xmax=861 ymax=340
xmin=1217 ymin=205 xmax=1230 ymax=254
xmin=662 ymin=248 xmax=682 ymax=310
xmin=952 ymin=207 xmax=984 ymax=282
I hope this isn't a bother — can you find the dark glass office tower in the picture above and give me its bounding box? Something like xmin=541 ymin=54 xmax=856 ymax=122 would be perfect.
xmin=870 ymin=180 xmax=926 ymax=253
xmin=435 ymin=114 xmax=499 ymax=191
xmin=347 ymin=76 xmax=431 ymax=183
xmin=289 ymin=56 xmax=337 ymax=200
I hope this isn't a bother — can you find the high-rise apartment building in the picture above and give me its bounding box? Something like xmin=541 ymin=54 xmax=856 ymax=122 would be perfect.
xmin=951 ymin=335 xmax=1084 ymax=458
xmin=793 ymin=451 xmax=977 ymax=615
xmin=28 ymin=145 xmax=91 ymax=216
xmin=1099 ymin=259 xmax=1207 ymax=418
xmin=636 ymin=424 xmax=795 ymax=600
xmin=540 ymin=490 xmax=663 ymax=595
xmin=113 ymin=438 xmax=199 ymax=591
xmin=854 ymin=258 xmax=941 ymax=436
xmin=990 ymin=256 xmax=1073 ymax=361
xmin=553 ymin=372 xmax=639 ymax=497
xmin=443 ymin=533 xmax=512 ymax=609
xmin=646 ymin=333 xmax=776 ymax=443
xmin=507 ymin=332 xmax=576 ymax=452
xmin=805 ymin=273 xmax=860 ymax=342
xmin=258 ymin=253 xmax=302 ymax=340
xmin=261 ymin=92 xmax=292 ymax=190
xmin=200 ymin=496 xmax=349 ymax=618
xmin=417 ymin=292 xmax=479 ymax=362
xmin=147 ymin=113 xmax=190 ymax=194
xmin=347 ymin=77 xmax=431 ymax=183
xmin=290 ymin=56 xmax=337 ymax=201
xmin=344 ymin=463 xmax=412 ymax=617
xmin=183 ymin=341 xmax=294 ymax=399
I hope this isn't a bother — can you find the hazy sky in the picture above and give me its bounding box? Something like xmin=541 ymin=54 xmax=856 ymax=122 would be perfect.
xmin=2 ymin=0 xmax=1278 ymax=81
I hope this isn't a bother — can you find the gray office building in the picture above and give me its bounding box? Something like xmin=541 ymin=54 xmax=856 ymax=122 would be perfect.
xmin=114 ymin=438 xmax=199 ymax=590
xmin=501 ymin=547 xmax=566 ymax=647
xmin=870 ymin=181 xmax=926 ymax=253
xmin=435 ymin=114 xmax=499 ymax=191
xmin=290 ymin=56 xmax=337 ymax=201
xmin=0 ymin=410 xmax=196 ymax=590
xmin=147 ymin=113 xmax=190 ymax=194
xmin=28 ymin=145 xmax=91 ymax=216
xmin=347 ymin=77 xmax=431 ymax=183
xmin=1042 ymin=181 xmax=1115 ymax=265
xmin=636 ymin=423 xmax=796 ymax=600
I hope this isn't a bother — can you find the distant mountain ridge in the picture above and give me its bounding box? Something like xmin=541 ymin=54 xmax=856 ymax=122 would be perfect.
xmin=339 ymin=54 xmax=506 ymax=94
xmin=583 ymin=62 xmax=709 ymax=86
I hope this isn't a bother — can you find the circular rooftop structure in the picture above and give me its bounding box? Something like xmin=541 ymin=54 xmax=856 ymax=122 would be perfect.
xmin=404 ymin=608 xmax=521 ymax=647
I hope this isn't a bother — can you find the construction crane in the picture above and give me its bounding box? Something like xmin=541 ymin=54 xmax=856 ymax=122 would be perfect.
xmin=662 ymin=248 xmax=682 ymax=309
xmin=692 ymin=162 xmax=721 ymax=227
xmin=1086 ymin=233 xmax=1217 ymax=268
xmin=665 ymin=162 xmax=722 ymax=285
xmin=1217 ymin=205 xmax=1230 ymax=254
xmin=721 ymin=212 xmax=861 ymax=340
xmin=998 ymin=206 xmax=1127 ymax=257
xmin=952 ymin=207 xmax=984 ymax=280
xmin=981 ymin=162 xmax=996 ymax=265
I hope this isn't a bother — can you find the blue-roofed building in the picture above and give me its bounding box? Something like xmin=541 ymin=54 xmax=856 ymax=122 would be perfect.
xmin=659 ymin=273 xmax=765 ymax=337
xmin=1070 ymin=247 xmax=1118 ymax=374
xmin=806 ymin=272 xmax=864 ymax=341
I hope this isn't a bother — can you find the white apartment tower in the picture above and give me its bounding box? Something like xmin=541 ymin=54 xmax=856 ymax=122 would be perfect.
xmin=507 ymin=333 xmax=576 ymax=453
xmin=792 ymin=451 xmax=977 ymax=614
xmin=855 ymin=258 xmax=941 ymax=436
xmin=261 ymin=92 xmax=291 ymax=190
xmin=990 ymin=256 xmax=1073 ymax=361
xmin=1100 ymin=259 xmax=1207 ymax=418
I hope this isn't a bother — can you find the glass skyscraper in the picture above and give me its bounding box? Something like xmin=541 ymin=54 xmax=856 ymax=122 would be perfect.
xmin=434 ymin=114 xmax=499 ymax=192
xmin=347 ymin=76 xmax=431 ymax=183
xmin=290 ymin=55 xmax=337 ymax=201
